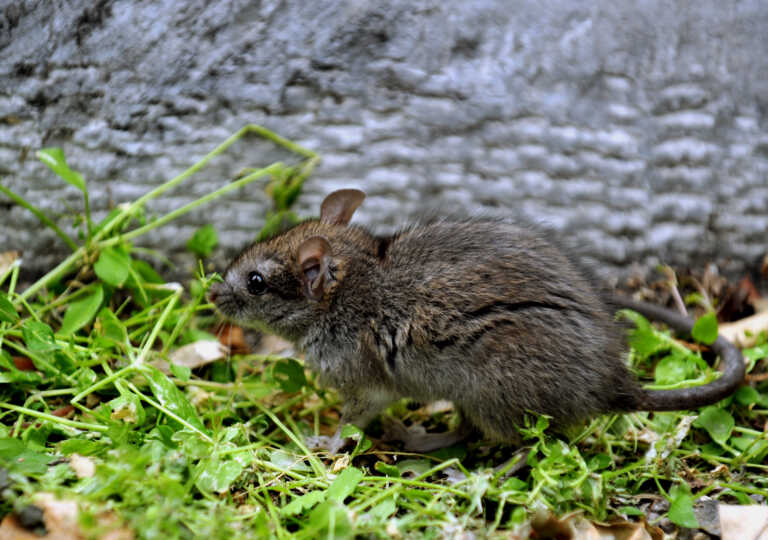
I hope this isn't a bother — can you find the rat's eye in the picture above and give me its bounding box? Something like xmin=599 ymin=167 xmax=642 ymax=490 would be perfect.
xmin=247 ymin=271 xmax=267 ymax=295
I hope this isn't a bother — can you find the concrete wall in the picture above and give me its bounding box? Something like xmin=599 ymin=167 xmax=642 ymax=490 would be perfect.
xmin=1 ymin=0 xmax=767 ymax=278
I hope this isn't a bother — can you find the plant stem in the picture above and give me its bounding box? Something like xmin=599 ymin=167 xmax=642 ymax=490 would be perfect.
xmin=0 ymin=402 xmax=108 ymax=432
xmin=253 ymin=402 xmax=327 ymax=478
xmin=105 ymin=163 xmax=283 ymax=245
xmin=18 ymin=249 xmax=83 ymax=303
xmin=0 ymin=184 xmax=79 ymax=251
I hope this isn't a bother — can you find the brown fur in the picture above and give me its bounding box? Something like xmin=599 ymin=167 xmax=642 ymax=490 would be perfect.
xmin=209 ymin=189 xmax=744 ymax=448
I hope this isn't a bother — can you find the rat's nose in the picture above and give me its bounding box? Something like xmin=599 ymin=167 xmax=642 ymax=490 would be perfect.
xmin=208 ymin=282 xmax=223 ymax=304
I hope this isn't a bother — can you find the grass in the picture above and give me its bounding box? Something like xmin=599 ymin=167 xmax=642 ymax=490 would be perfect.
xmin=1 ymin=127 xmax=767 ymax=539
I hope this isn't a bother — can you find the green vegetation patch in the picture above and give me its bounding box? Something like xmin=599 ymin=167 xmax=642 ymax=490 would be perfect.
xmin=0 ymin=128 xmax=767 ymax=539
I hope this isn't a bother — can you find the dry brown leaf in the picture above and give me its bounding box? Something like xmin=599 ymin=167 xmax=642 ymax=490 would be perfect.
xmin=0 ymin=514 xmax=40 ymax=540
xmin=332 ymin=453 xmax=350 ymax=473
xmin=0 ymin=494 xmax=133 ymax=540
xmin=30 ymin=493 xmax=77 ymax=540
xmin=719 ymin=504 xmax=768 ymax=540
xmin=152 ymin=340 xmax=228 ymax=373
xmin=719 ymin=311 xmax=768 ymax=348
xmin=51 ymin=406 xmax=74 ymax=418
xmin=529 ymin=510 xmax=660 ymax=540
xmin=0 ymin=251 xmax=21 ymax=277
xmin=12 ymin=357 xmax=35 ymax=371
xmin=215 ymin=323 xmax=249 ymax=354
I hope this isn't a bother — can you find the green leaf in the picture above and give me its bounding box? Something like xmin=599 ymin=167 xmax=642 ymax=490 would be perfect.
xmin=256 ymin=211 xmax=300 ymax=242
xmin=308 ymin=501 xmax=352 ymax=539
xmin=619 ymin=505 xmax=647 ymax=517
xmin=655 ymin=352 xmax=695 ymax=385
xmin=60 ymin=439 xmax=107 ymax=456
xmin=588 ymin=453 xmax=612 ymax=471
xmin=366 ymin=498 xmax=397 ymax=520
xmin=37 ymin=148 xmax=86 ymax=192
xmin=59 ymin=284 xmax=104 ymax=335
xmin=94 ymin=248 xmax=132 ymax=287
xmin=95 ymin=307 xmax=128 ymax=345
xmin=395 ymin=459 xmax=432 ymax=477
xmin=186 ymin=224 xmax=218 ymax=258
xmin=272 ymin=359 xmax=307 ymax=393
xmin=131 ymin=258 xmax=164 ymax=284
xmin=269 ymin=448 xmax=311 ymax=472
xmin=169 ymin=363 xmax=191 ymax=382
xmin=0 ymin=290 xmax=19 ymax=323
xmin=108 ymin=393 xmax=147 ymax=425
xmin=744 ymin=344 xmax=768 ymax=363
xmin=667 ymin=483 xmax=699 ymax=528
xmin=172 ymin=429 xmax=211 ymax=459
xmin=269 ymin=167 xmax=305 ymax=211
xmin=0 ymin=438 xmax=54 ymax=474
xmin=22 ymin=320 xmax=59 ymax=353
xmin=374 ymin=461 xmax=401 ymax=478
xmin=142 ymin=365 xmax=205 ymax=432
xmin=340 ymin=424 xmax=372 ymax=456
xmin=623 ymin=310 xmax=666 ymax=358
xmin=326 ymin=467 xmax=363 ymax=502
xmin=282 ymin=491 xmax=326 ymax=516
xmin=734 ymin=385 xmax=760 ymax=406
xmin=694 ymin=406 xmax=735 ymax=445
xmin=691 ymin=311 xmax=718 ymax=345
xmin=195 ymin=458 xmax=244 ymax=493
xmin=502 ymin=477 xmax=528 ymax=491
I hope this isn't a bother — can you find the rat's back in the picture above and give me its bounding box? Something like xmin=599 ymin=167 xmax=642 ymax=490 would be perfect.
xmin=376 ymin=219 xmax=642 ymax=439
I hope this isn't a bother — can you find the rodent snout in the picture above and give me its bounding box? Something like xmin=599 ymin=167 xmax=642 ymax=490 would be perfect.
xmin=207 ymin=281 xmax=224 ymax=304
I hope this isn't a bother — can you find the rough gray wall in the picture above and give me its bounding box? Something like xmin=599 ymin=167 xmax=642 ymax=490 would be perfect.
xmin=1 ymin=0 xmax=767 ymax=279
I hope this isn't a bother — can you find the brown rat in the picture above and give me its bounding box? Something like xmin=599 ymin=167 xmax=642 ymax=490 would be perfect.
xmin=209 ymin=189 xmax=745 ymax=452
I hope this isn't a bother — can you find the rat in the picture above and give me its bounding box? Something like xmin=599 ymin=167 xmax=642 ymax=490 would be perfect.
xmin=208 ymin=189 xmax=745 ymax=453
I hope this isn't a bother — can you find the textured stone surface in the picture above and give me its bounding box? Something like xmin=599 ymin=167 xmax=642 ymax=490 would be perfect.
xmin=1 ymin=0 xmax=767 ymax=279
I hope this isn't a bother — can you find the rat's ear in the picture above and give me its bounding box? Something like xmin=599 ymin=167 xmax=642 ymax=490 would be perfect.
xmin=319 ymin=189 xmax=366 ymax=226
xmin=297 ymin=236 xmax=332 ymax=301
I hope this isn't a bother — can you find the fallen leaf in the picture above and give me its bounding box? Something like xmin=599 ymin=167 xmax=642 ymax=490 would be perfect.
xmin=13 ymin=357 xmax=35 ymax=371
xmin=0 ymin=514 xmax=40 ymax=540
xmin=719 ymin=311 xmax=768 ymax=348
xmin=215 ymin=323 xmax=250 ymax=354
xmin=0 ymin=250 xmax=21 ymax=276
xmin=69 ymin=454 xmax=95 ymax=478
xmin=332 ymin=453 xmax=350 ymax=473
xmin=719 ymin=504 xmax=768 ymax=540
xmin=0 ymin=493 xmax=134 ymax=540
xmin=31 ymin=493 xmax=78 ymax=540
xmin=51 ymin=406 xmax=74 ymax=418
xmin=152 ymin=340 xmax=228 ymax=373
xmin=530 ymin=510 xmax=659 ymax=540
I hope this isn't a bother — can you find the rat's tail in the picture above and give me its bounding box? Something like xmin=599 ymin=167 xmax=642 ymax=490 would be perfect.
xmin=614 ymin=297 xmax=746 ymax=411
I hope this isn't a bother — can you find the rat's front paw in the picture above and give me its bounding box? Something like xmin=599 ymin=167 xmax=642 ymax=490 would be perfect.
xmin=382 ymin=416 xmax=471 ymax=453
xmin=305 ymin=432 xmax=350 ymax=455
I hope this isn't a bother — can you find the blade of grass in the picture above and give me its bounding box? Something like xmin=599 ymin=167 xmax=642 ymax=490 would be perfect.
xmin=0 ymin=402 xmax=108 ymax=433
xmin=0 ymin=184 xmax=78 ymax=251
